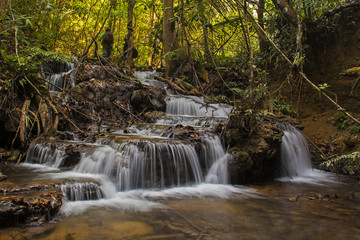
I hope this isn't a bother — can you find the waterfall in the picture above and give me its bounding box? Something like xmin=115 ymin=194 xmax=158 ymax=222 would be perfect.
xmin=134 ymin=71 xmax=158 ymax=80
xmin=202 ymin=134 xmax=229 ymax=184
xmin=22 ymin=71 xmax=235 ymax=211
xmin=25 ymin=142 xmax=65 ymax=168
xmin=60 ymin=182 xmax=107 ymax=201
xmin=166 ymin=95 xmax=232 ymax=117
xmin=42 ymin=62 xmax=76 ymax=93
xmin=76 ymin=141 xmax=204 ymax=191
xmin=279 ymin=124 xmax=312 ymax=178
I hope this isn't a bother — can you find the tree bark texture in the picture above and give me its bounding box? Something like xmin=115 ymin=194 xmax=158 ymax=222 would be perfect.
xmin=271 ymin=0 xmax=299 ymax=27
xmin=124 ymin=0 xmax=136 ymax=69
xmin=163 ymin=0 xmax=179 ymax=77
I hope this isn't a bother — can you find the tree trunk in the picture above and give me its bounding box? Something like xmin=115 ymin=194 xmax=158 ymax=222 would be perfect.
xmin=124 ymin=0 xmax=136 ymax=70
xmin=197 ymin=0 xmax=211 ymax=63
xmin=162 ymin=0 xmax=179 ymax=77
xmin=257 ymin=0 xmax=267 ymax=53
xmin=110 ymin=0 xmax=118 ymax=31
xmin=0 ymin=0 xmax=7 ymax=17
xmin=271 ymin=0 xmax=299 ymax=28
xmin=148 ymin=4 xmax=156 ymax=66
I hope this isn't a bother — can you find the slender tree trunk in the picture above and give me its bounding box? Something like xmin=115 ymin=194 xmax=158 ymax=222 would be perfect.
xmin=271 ymin=0 xmax=299 ymax=27
xmin=197 ymin=0 xmax=211 ymax=63
xmin=163 ymin=0 xmax=179 ymax=77
xmin=0 ymin=0 xmax=7 ymax=17
xmin=244 ymin=1 xmax=254 ymax=108
xmin=110 ymin=0 xmax=118 ymax=30
xmin=124 ymin=0 xmax=136 ymax=70
xmin=257 ymin=0 xmax=267 ymax=53
xmin=148 ymin=4 xmax=156 ymax=66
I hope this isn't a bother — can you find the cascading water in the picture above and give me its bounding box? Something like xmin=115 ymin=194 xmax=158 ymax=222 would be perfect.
xmin=60 ymin=182 xmax=107 ymax=201
xmin=277 ymin=123 xmax=336 ymax=184
xmin=41 ymin=61 xmax=77 ymax=93
xmin=22 ymin=70 xmax=236 ymax=215
xmin=279 ymin=124 xmax=312 ymax=178
xmin=25 ymin=142 xmax=66 ymax=168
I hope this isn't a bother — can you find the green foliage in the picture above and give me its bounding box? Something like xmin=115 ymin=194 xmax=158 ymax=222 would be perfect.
xmin=331 ymin=112 xmax=349 ymax=129
xmin=330 ymin=112 xmax=360 ymax=136
xmin=268 ymin=98 xmax=295 ymax=115
xmin=22 ymin=47 xmax=72 ymax=64
xmin=320 ymin=152 xmax=360 ymax=175
xmin=257 ymin=110 xmax=275 ymax=117
xmin=348 ymin=125 xmax=360 ymax=135
xmin=291 ymin=0 xmax=353 ymax=22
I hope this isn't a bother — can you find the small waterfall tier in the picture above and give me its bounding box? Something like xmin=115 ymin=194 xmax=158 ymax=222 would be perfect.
xmin=166 ymin=95 xmax=232 ymax=117
xmin=41 ymin=61 xmax=77 ymax=93
xmin=134 ymin=71 xmax=158 ymax=80
xmin=76 ymin=141 xmax=204 ymax=191
xmin=25 ymin=142 xmax=66 ymax=168
xmin=279 ymin=124 xmax=312 ymax=178
xmin=60 ymin=182 xmax=107 ymax=201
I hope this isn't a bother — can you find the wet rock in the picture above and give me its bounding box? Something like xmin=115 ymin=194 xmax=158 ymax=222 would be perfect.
xmin=143 ymin=111 xmax=165 ymax=123
xmin=7 ymin=150 xmax=21 ymax=162
xmin=226 ymin=114 xmax=283 ymax=184
xmin=162 ymin=125 xmax=200 ymax=141
xmin=79 ymin=65 xmax=109 ymax=81
xmin=289 ymin=192 xmax=339 ymax=202
xmin=66 ymin=79 xmax=136 ymax=130
xmin=350 ymin=192 xmax=360 ymax=201
xmin=0 ymin=191 xmax=62 ymax=228
xmin=130 ymin=86 xmax=166 ymax=113
xmin=61 ymin=144 xmax=84 ymax=168
xmin=67 ymin=77 xmax=166 ymax=131
xmin=0 ymin=172 xmax=7 ymax=182
xmin=228 ymin=149 xmax=252 ymax=172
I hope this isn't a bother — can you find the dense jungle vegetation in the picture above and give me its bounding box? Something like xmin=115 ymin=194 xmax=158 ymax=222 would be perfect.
xmin=1 ymin=0 xmax=360 ymax=175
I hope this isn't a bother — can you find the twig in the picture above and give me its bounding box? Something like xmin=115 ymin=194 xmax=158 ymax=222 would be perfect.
xmin=350 ymin=76 xmax=360 ymax=96
xmin=113 ymin=102 xmax=144 ymax=123
xmin=55 ymin=104 xmax=85 ymax=134
xmin=303 ymin=134 xmax=330 ymax=161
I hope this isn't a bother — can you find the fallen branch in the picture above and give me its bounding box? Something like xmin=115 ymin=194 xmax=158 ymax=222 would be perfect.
xmin=113 ymin=101 xmax=144 ymax=123
xmin=350 ymin=76 xmax=360 ymax=96
xmin=155 ymin=76 xmax=186 ymax=94
xmin=55 ymin=104 xmax=85 ymax=134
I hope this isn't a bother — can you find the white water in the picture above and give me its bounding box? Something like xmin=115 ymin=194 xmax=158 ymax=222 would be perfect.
xmin=22 ymin=71 xmax=249 ymax=214
xmin=277 ymin=124 xmax=335 ymax=184
xmin=60 ymin=183 xmax=261 ymax=216
xmin=42 ymin=62 xmax=76 ymax=93
xmin=25 ymin=142 xmax=66 ymax=168
xmin=279 ymin=124 xmax=312 ymax=178
xmin=166 ymin=95 xmax=232 ymax=117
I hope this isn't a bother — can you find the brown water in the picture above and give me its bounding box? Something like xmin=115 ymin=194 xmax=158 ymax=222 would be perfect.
xmin=1 ymin=164 xmax=360 ymax=240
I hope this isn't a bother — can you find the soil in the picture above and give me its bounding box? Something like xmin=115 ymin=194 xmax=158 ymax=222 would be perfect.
xmin=275 ymin=3 xmax=360 ymax=159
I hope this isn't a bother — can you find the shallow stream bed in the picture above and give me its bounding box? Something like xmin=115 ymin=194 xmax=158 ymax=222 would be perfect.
xmin=1 ymin=164 xmax=359 ymax=240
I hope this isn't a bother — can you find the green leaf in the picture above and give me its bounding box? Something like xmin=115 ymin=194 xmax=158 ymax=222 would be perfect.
xmin=25 ymin=19 xmax=33 ymax=28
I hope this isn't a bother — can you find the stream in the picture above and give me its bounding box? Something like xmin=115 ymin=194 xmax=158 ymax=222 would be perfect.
xmin=1 ymin=71 xmax=360 ymax=239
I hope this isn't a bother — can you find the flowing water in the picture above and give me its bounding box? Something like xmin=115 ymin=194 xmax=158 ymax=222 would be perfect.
xmin=1 ymin=72 xmax=360 ymax=239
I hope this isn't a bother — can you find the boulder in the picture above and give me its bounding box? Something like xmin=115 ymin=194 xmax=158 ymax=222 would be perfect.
xmin=226 ymin=114 xmax=283 ymax=183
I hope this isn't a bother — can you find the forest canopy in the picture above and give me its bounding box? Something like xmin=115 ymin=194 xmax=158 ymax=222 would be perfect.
xmin=0 ymin=0 xmax=355 ymax=68
xmin=1 ymin=0 xmax=360 ymax=150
